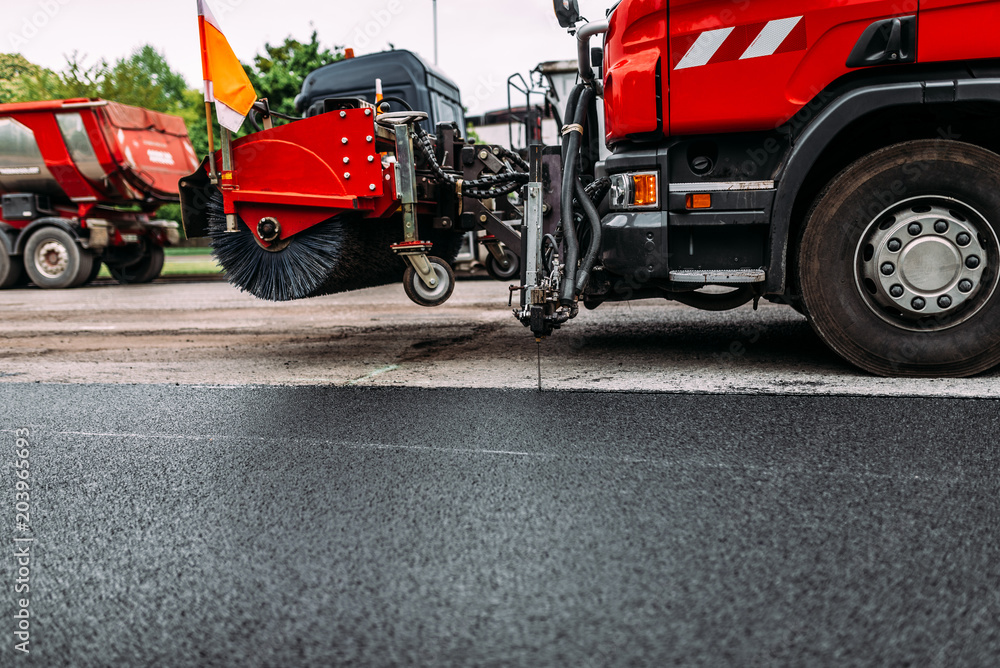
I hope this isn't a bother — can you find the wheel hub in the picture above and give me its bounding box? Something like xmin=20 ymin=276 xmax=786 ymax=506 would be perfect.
xmin=36 ymin=241 xmax=69 ymax=278
xmin=898 ymin=237 xmax=961 ymax=292
xmin=857 ymin=197 xmax=995 ymax=329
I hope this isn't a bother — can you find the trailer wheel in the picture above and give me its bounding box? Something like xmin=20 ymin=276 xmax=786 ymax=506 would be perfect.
xmin=798 ymin=140 xmax=1000 ymax=377
xmin=486 ymin=247 xmax=520 ymax=282
xmin=108 ymin=246 xmax=165 ymax=284
xmin=24 ymin=227 xmax=93 ymax=289
xmin=80 ymin=258 xmax=103 ymax=286
xmin=403 ymin=256 xmax=455 ymax=307
xmin=0 ymin=244 xmax=24 ymax=289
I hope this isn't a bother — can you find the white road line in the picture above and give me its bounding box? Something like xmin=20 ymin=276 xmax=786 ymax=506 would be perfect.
xmin=347 ymin=364 xmax=400 ymax=386
xmin=35 ymin=430 xmax=976 ymax=483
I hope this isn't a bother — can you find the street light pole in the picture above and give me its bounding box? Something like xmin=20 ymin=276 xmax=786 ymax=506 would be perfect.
xmin=433 ymin=0 xmax=439 ymax=66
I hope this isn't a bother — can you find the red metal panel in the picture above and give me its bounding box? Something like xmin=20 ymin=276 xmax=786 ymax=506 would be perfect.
xmin=99 ymin=102 xmax=200 ymax=198
xmin=235 ymin=203 xmax=345 ymax=240
xmin=0 ymin=99 xmax=197 ymax=203
xmin=604 ymin=0 xmax=670 ymax=144
xmin=666 ymin=0 xmax=907 ymax=136
xmin=221 ymin=108 xmax=387 ymax=243
xmin=919 ymin=0 xmax=1000 ymax=63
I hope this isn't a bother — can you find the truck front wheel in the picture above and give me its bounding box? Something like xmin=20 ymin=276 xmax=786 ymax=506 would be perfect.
xmin=799 ymin=140 xmax=1000 ymax=377
xmin=24 ymin=227 xmax=94 ymax=289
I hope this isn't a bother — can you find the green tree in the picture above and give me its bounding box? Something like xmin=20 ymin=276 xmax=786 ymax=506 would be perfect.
xmin=4 ymin=46 xmax=189 ymax=113
xmin=244 ymin=31 xmax=343 ymax=116
xmin=0 ymin=53 xmax=49 ymax=102
xmin=0 ymin=32 xmax=343 ymax=224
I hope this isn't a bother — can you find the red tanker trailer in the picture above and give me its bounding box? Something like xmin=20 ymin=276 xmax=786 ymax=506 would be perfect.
xmin=0 ymin=98 xmax=198 ymax=289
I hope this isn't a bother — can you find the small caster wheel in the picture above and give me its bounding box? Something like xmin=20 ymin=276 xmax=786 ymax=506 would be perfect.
xmin=485 ymin=247 xmax=520 ymax=282
xmin=403 ymin=256 xmax=455 ymax=307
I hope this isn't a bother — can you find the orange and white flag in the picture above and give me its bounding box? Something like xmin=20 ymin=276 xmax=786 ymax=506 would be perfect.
xmin=197 ymin=0 xmax=256 ymax=133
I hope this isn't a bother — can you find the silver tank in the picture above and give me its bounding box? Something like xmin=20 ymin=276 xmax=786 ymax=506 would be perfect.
xmin=0 ymin=117 xmax=62 ymax=198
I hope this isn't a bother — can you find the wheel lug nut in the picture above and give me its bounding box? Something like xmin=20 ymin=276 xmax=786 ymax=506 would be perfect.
xmin=908 ymin=223 xmax=923 ymax=236
xmin=890 ymin=284 xmax=904 ymax=298
xmin=957 ymin=233 xmax=972 ymax=246
xmin=966 ymin=255 xmax=981 ymax=269
xmin=959 ymin=279 xmax=974 ymax=293
xmin=911 ymin=297 xmax=926 ymax=311
xmin=880 ymin=262 xmax=895 ymax=276
xmin=887 ymin=238 xmax=902 ymax=252
xmin=934 ymin=220 xmax=949 ymax=234
xmin=938 ymin=295 xmax=953 ymax=309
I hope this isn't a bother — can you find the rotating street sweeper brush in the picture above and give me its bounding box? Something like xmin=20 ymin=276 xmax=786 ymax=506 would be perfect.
xmin=180 ymin=100 xmax=527 ymax=307
xmin=179 ymin=101 xmax=481 ymax=304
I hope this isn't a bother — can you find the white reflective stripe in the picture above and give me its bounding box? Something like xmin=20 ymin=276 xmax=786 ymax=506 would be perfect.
xmin=675 ymin=27 xmax=735 ymax=70
xmin=741 ymin=17 xmax=802 ymax=60
xmin=197 ymin=0 xmax=222 ymax=32
xmin=204 ymin=80 xmax=215 ymax=104
xmin=215 ymin=100 xmax=247 ymax=133
xmin=669 ymin=181 xmax=775 ymax=193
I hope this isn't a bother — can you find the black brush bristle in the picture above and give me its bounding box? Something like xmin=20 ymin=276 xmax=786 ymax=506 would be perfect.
xmin=206 ymin=190 xmax=466 ymax=302
xmin=207 ymin=191 xmax=350 ymax=301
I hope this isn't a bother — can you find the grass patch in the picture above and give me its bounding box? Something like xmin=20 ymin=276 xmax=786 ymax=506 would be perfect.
xmin=165 ymin=247 xmax=214 ymax=257
xmin=162 ymin=261 xmax=223 ymax=277
xmin=97 ymin=253 xmax=223 ymax=279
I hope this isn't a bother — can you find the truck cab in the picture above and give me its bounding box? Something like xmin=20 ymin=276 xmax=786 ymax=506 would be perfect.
xmin=295 ymin=49 xmax=465 ymax=131
xmin=583 ymin=0 xmax=1000 ymax=375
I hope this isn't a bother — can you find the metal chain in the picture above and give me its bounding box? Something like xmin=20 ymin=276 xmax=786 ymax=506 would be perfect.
xmin=413 ymin=127 xmax=528 ymax=199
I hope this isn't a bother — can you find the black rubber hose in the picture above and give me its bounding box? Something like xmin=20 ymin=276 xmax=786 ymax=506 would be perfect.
xmin=559 ymin=85 xmax=593 ymax=306
xmin=560 ymin=85 xmax=584 ymax=166
xmin=574 ymin=177 xmax=602 ymax=293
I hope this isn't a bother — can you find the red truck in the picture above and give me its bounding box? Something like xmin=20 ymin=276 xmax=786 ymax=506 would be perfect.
xmin=0 ymin=99 xmax=197 ymax=289
xmin=181 ymin=0 xmax=1000 ymax=377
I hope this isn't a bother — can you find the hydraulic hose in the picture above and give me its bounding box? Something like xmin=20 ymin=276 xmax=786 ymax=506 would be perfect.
xmin=574 ymin=178 xmax=602 ymax=293
xmin=559 ymin=85 xmax=594 ymax=306
xmin=560 ymin=85 xmax=584 ymax=166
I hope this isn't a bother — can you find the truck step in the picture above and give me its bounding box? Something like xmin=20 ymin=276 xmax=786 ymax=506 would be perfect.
xmin=669 ymin=269 xmax=766 ymax=284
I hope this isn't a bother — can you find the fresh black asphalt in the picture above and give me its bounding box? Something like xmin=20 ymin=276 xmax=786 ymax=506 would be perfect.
xmin=1 ymin=384 xmax=998 ymax=666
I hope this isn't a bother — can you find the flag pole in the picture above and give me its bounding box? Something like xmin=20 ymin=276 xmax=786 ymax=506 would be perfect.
xmin=205 ymin=100 xmax=219 ymax=184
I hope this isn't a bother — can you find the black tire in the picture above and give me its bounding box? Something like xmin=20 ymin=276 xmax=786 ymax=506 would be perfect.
xmin=23 ymin=227 xmax=93 ymax=289
xmin=485 ymin=246 xmax=520 ymax=282
xmin=403 ymin=256 xmax=455 ymax=307
xmin=798 ymin=140 xmax=1000 ymax=377
xmin=80 ymin=258 xmax=103 ymax=286
xmin=108 ymin=246 xmax=165 ymax=284
xmin=0 ymin=244 xmax=24 ymax=289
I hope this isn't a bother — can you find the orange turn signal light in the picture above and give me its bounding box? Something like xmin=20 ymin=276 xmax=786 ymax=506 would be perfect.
xmin=632 ymin=174 xmax=658 ymax=207
xmin=685 ymin=193 xmax=712 ymax=210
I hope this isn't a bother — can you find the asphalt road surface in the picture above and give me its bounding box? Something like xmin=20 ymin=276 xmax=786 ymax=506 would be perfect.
xmin=1 ymin=280 xmax=999 ymax=666
xmin=1 ymin=385 xmax=998 ymax=666
xmin=1 ymin=280 xmax=998 ymax=396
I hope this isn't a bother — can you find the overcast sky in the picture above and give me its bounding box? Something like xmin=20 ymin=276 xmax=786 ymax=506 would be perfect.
xmin=6 ymin=0 xmax=610 ymax=114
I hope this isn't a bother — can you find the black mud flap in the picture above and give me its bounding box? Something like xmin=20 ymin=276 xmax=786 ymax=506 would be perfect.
xmin=178 ymin=158 xmax=216 ymax=239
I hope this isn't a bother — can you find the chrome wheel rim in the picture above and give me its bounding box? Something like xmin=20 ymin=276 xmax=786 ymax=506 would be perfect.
xmin=854 ymin=196 xmax=998 ymax=332
xmin=34 ymin=240 xmax=70 ymax=279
